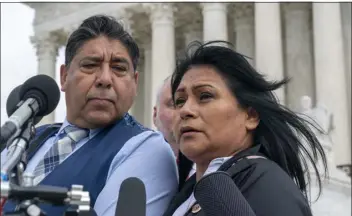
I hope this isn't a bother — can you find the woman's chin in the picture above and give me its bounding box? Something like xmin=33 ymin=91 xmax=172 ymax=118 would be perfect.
xmin=180 ymin=141 xmax=207 ymax=162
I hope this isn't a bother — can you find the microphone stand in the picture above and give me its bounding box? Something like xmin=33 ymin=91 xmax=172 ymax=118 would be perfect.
xmin=1 ymin=120 xmax=35 ymax=184
xmin=1 ymin=120 xmax=93 ymax=216
xmin=1 ymin=182 xmax=92 ymax=216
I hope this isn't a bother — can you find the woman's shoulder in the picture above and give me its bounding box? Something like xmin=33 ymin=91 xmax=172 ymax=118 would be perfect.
xmin=229 ymin=157 xmax=298 ymax=192
xmin=229 ymin=157 xmax=312 ymax=216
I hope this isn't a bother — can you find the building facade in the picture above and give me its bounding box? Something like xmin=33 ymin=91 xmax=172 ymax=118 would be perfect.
xmin=25 ymin=2 xmax=351 ymax=214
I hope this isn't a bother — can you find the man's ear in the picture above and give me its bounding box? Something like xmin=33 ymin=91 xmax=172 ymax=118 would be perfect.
xmin=133 ymin=71 xmax=139 ymax=97
xmin=60 ymin=64 xmax=68 ymax=92
xmin=134 ymin=71 xmax=139 ymax=85
xmin=245 ymin=107 xmax=260 ymax=130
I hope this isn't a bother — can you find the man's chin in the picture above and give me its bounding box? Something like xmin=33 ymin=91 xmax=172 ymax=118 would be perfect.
xmin=86 ymin=111 xmax=117 ymax=127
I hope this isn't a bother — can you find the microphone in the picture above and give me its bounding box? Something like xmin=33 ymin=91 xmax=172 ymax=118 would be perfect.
xmin=194 ymin=171 xmax=256 ymax=216
xmin=6 ymin=85 xmax=43 ymax=126
xmin=0 ymin=75 xmax=60 ymax=144
xmin=115 ymin=177 xmax=146 ymax=216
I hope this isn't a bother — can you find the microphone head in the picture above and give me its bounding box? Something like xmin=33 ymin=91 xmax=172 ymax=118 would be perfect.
xmin=6 ymin=85 xmax=43 ymax=125
xmin=115 ymin=177 xmax=146 ymax=216
xmin=19 ymin=74 xmax=60 ymax=116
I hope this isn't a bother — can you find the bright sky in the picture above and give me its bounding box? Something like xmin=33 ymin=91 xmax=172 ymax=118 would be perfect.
xmin=1 ymin=3 xmax=66 ymax=124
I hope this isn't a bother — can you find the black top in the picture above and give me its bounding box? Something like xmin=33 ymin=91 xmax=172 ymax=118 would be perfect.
xmin=163 ymin=145 xmax=313 ymax=216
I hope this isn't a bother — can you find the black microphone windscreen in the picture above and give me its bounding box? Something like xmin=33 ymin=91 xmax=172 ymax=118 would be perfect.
xmin=115 ymin=177 xmax=146 ymax=216
xmin=6 ymin=84 xmax=43 ymax=125
xmin=194 ymin=171 xmax=256 ymax=216
xmin=19 ymin=74 xmax=60 ymax=116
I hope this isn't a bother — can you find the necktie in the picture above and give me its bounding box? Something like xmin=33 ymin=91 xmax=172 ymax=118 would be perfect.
xmin=33 ymin=125 xmax=89 ymax=185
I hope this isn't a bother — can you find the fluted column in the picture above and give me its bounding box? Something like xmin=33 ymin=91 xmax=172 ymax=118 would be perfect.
xmin=233 ymin=3 xmax=255 ymax=65
xmin=313 ymin=3 xmax=351 ymax=166
xmin=147 ymin=3 xmax=175 ymax=129
xmin=283 ymin=3 xmax=315 ymax=111
xmin=143 ymin=44 xmax=153 ymax=128
xmin=341 ymin=3 xmax=351 ymax=139
xmin=254 ymin=3 xmax=285 ymax=104
xmin=130 ymin=55 xmax=144 ymax=124
xmin=122 ymin=12 xmax=136 ymax=117
xmin=202 ymin=3 xmax=228 ymax=42
xmin=31 ymin=33 xmax=60 ymax=125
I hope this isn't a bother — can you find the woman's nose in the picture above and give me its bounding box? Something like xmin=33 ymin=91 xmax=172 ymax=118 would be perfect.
xmin=179 ymin=99 xmax=198 ymax=120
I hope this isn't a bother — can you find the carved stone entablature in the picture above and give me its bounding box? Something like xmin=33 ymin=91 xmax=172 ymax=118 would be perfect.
xmin=30 ymin=3 xmax=134 ymax=36
xmin=144 ymin=3 xmax=176 ymax=25
xmin=29 ymin=3 xmax=100 ymax=26
xmin=30 ymin=32 xmax=60 ymax=59
xmin=232 ymin=2 xmax=254 ymax=20
xmin=282 ymin=2 xmax=311 ymax=12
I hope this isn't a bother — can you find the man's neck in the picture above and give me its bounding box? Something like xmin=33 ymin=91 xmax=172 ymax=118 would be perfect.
xmin=169 ymin=141 xmax=178 ymax=157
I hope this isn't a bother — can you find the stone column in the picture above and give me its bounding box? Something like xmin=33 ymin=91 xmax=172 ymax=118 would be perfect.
xmin=130 ymin=55 xmax=144 ymax=124
xmin=313 ymin=3 xmax=351 ymax=166
xmin=202 ymin=3 xmax=228 ymax=42
xmin=121 ymin=12 xmax=136 ymax=117
xmin=143 ymin=45 xmax=153 ymax=128
xmin=31 ymin=33 xmax=59 ymax=125
xmin=341 ymin=3 xmax=351 ymax=141
xmin=233 ymin=3 xmax=255 ymax=65
xmin=283 ymin=3 xmax=315 ymax=111
xmin=148 ymin=3 xmax=175 ymax=129
xmin=254 ymin=3 xmax=285 ymax=104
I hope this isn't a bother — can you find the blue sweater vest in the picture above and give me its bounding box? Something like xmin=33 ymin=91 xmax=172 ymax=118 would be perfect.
xmin=4 ymin=114 xmax=149 ymax=216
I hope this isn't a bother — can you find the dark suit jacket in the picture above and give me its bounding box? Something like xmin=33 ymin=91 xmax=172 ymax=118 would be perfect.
xmin=163 ymin=146 xmax=313 ymax=216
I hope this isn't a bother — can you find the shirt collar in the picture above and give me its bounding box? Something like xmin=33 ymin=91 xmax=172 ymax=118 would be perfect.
xmin=56 ymin=118 xmax=103 ymax=139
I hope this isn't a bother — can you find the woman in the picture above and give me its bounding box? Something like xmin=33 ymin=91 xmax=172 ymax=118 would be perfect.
xmin=163 ymin=41 xmax=327 ymax=216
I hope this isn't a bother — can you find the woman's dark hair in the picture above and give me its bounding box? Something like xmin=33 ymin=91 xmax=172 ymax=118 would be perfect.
xmin=172 ymin=40 xmax=327 ymax=200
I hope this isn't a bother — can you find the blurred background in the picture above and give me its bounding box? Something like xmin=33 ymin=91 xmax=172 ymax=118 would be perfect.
xmin=1 ymin=2 xmax=351 ymax=215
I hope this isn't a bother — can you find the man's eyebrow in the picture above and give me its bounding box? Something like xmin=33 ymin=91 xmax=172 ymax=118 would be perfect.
xmin=80 ymin=56 xmax=102 ymax=62
xmin=79 ymin=56 xmax=130 ymax=66
xmin=111 ymin=57 xmax=130 ymax=65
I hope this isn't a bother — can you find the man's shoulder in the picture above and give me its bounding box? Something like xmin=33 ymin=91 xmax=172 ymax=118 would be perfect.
xmin=121 ymin=113 xmax=152 ymax=132
xmin=124 ymin=130 xmax=170 ymax=153
xmin=107 ymin=130 xmax=176 ymax=175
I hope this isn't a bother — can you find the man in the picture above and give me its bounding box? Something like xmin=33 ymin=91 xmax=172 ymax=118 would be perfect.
xmin=153 ymin=77 xmax=197 ymax=179
xmin=153 ymin=76 xmax=178 ymax=156
xmin=1 ymin=15 xmax=178 ymax=216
